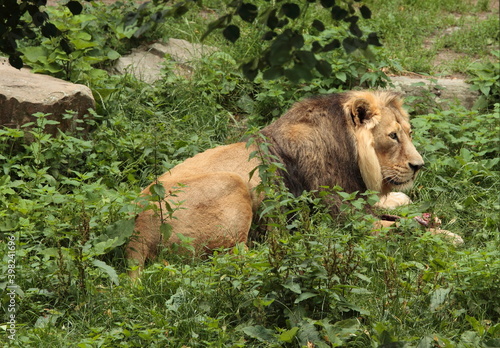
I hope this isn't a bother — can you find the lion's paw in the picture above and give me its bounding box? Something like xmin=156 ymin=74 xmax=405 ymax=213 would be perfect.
xmin=375 ymin=192 xmax=412 ymax=209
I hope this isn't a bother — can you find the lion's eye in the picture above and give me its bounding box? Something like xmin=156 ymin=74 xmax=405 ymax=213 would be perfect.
xmin=389 ymin=132 xmax=398 ymax=141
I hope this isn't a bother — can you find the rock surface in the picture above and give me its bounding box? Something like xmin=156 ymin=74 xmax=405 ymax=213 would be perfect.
xmin=0 ymin=58 xmax=95 ymax=135
xmin=113 ymin=40 xmax=479 ymax=109
xmin=390 ymin=75 xmax=479 ymax=109
xmin=112 ymin=38 xmax=217 ymax=83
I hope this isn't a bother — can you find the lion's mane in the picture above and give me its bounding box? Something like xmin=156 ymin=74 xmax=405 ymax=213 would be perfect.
xmin=260 ymin=91 xmax=408 ymax=202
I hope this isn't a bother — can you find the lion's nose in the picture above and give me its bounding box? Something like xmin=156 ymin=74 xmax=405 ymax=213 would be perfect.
xmin=409 ymin=162 xmax=424 ymax=173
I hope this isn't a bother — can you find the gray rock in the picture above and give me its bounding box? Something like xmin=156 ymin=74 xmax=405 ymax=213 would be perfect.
xmin=112 ymin=47 xmax=165 ymax=84
xmin=112 ymin=38 xmax=217 ymax=83
xmin=0 ymin=58 xmax=95 ymax=136
xmin=390 ymin=76 xmax=479 ymax=109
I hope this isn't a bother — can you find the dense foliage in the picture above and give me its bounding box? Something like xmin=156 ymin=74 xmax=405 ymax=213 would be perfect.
xmin=1 ymin=0 xmax=382 ymax=83
xmin=1 ymin=0 xmax=499 ymax=347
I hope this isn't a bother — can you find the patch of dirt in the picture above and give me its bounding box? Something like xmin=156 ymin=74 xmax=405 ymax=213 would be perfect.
xmin=433 ymin=50 xmax=470 ymax=79
xmin=421 ymin=0 xmax=498 ymax=78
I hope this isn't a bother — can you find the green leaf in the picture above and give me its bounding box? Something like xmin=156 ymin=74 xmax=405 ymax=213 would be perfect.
xmin=91 ymin=259 xmax=119 ymax=285
xmin=295 ymin=292 xmax=317 ymax=304
xmin=253 ymin=298 xmax=275 ymax=307
xmin=429 ymin=287 xmax=451 ymax=311
xmin=160 ymin=223 xmax=172 ymax=241
xmin=107 ymin=49 xmax=120 ymax=60
xmin=350 ymin=287 xmax=372 ymax=294
xmin=480 ymin=85 xmax=491 ymax=96
xmin=335 ymin=71 xmax=347 ymax=82
xmin=101 ymin=219 xmax=135 ymax=247
xmin=283 ymin=278 xmax=302 ymax=294
xmin=71 ymin=39 xmax=97 ymax=50
xmin=466 ymin=315 xmax=486 ymax=335
xmin=278 ymin=327 xmax=299 ymax=343
xmin=22 ymin=46 xmax=48 ymax=62
xmin=150 ymin=183 xmax=166 ymax=200
xmin=242 ymin=325 xmax=276 ymax=343
xmin=298 ymin=322 xmax=321 ymax=345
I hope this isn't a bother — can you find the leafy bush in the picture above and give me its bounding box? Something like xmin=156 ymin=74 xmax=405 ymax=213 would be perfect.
xmin=3 ymin=99 xmax=498 ymax=346
xmin=468 ymin=50 xmax=500 ymax=110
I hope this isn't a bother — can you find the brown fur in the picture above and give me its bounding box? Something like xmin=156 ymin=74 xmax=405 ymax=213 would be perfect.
xmin=127 ymin=90 xmax=424 ymax=276
xmin=260 ymin=91 xmax=423 ymax=207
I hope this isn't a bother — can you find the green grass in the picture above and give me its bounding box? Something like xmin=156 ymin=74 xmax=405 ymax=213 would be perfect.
xmin=365 ymin=0 xmax=499 ymax=76
xmin=1 ymin=0 xmax=499 ymax=347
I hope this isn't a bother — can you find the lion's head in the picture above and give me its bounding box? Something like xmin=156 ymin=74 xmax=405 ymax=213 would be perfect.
xmin=344 ymin=91 xmax=424 ymax=195
xmin=260 ymin=90 xmax=424 ymax=201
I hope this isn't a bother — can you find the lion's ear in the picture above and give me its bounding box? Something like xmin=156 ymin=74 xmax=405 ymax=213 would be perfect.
xmin=345 ymin=94 xmax=381 ymax=128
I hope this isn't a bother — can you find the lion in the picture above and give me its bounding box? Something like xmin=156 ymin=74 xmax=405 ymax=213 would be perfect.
xmin=127 ymin=90 xmax=459 ymax=277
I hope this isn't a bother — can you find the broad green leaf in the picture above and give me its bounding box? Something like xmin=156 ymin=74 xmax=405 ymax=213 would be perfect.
xmin=283 ymin=278 xmax=301 ymax=294
xmin=278 ymin=327 xmax=299 ymax=343
xmin=253 ymin=298 xmax=275 ymax=307
xmin=150 ymin=183 xmax=166 ymax=200
xmin=466 ymin=315 xmax=485 ymax=335
xmin=335 ymin=71 xmax=347 ymax=82
xmin=22 ymin=46 xmax=48 ymax=62
xmin=429 ymin=287 xmax=451 ymax=311
xmin=160 ymin=223 xmax=172 ymax=241
xmin=91 ymin=259 xmax=119 ymax=285
xmin=71 ymin=39 xmax=97 ymax=50
xmin=295 ymin=292 xmax=317 ymax=304
xmin=107 ymin=49 xmax=120 ymax=60
xmin=298 ymin=322 xmax=321 ymax=345
xmin=242 ymin=325 xmax=276 ymax=343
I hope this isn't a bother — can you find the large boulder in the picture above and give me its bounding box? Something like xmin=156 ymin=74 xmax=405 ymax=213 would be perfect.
xmin=0 ymin=58 xmax=95 ymax=136
xmin=112 ymin=38 xmax=217 ymax=83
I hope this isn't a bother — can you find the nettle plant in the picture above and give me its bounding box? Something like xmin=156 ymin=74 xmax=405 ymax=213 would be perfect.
xmin=0 ymin=114 xmax=137 ymax=301
xmin=18 ymin=4 xmax=123 ymax=82
xmin=468 ymin=50 xmax=500 ymax=110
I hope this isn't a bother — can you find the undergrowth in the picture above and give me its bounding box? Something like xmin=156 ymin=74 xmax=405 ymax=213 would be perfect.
xmin=1 ymin=0 xmax=499 ymax=347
